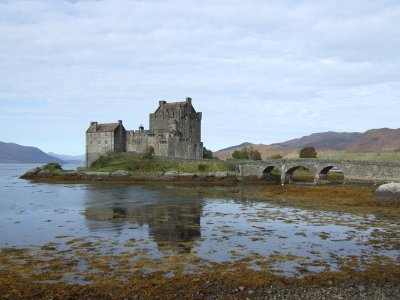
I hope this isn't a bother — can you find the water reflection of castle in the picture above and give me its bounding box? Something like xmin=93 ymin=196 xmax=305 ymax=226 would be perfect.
xmin=85 ymin=201 xmax=202 ymax=253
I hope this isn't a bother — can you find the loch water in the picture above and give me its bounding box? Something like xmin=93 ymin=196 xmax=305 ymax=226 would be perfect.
xmin=0 ymin=164 xmax=399 ymax=276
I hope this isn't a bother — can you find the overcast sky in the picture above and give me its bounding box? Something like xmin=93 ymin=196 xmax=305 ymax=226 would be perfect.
xmin=1 ymin=0 xmax=399 ymax=154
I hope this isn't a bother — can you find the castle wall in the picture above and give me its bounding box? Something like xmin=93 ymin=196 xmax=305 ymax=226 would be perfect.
xmin=188 ymin=112 xmax=202 ymax=142
xmin=167 ymin=138 xmax=203 ymax=160
xmin=114 ymin=126 xmax=126 ymax=152
xmin=149 ymin=112 xmax=201 ymax=142
xmin=86 ymin=132 xmax=115 ymax=166
xmin=126 ymin=130 xmax=170 ymax=157
xmin=126 ymin=130 xmax=202 ymax=160
xmin=149 ymin=113 xmax=170 ymax=132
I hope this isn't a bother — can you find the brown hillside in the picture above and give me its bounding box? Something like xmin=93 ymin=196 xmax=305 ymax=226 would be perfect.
xmin=273 ymin=131 xmax=362 ymax=150
xmin=215 ymin=128 xmax=400 ymax=160
xmin=346 ymin=128 xmax=400 ymax=152
xmin=214 ymin=144 xmax=295 ymax=160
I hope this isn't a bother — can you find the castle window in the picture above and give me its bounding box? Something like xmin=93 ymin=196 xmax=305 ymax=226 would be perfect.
xmin=105 ymin=141 xmax=108 ymax=145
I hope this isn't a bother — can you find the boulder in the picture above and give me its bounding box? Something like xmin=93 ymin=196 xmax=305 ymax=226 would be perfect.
xmin=81 ymin=171 xmax=111 ymax=179
xmin=20 ymin=166 xmax=53 ymax=178
xmin=208 ymin=171 xmax=240 ymax=178
xmin=111 ymin=170 xmax=132 ymax=177
xmin=20 ymin=167 xmax=42 ymax=178
xmin=374 ymin=182 xmax=400 ymax=205
xmin=164 ymin=170 xmax=178 ymax=177
xmin=178 ymin=173 xmax=197 ymax=178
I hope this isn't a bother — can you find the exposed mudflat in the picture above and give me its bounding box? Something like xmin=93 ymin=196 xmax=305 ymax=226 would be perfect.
xmin=2 ymin=164 xmax=400 ymax=299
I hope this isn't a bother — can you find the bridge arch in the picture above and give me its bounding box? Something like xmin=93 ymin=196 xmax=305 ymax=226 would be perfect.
xmin=282 ymin=165 xmax=316 ymax=184
xmin=316 ymin=165 xmax=345 ymax=183
xmin=261 ymin=165 xmax=280 ymax=181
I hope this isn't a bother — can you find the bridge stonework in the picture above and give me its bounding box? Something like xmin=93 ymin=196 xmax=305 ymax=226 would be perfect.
xmin=236 ymin=159 xmax=400 ymax=184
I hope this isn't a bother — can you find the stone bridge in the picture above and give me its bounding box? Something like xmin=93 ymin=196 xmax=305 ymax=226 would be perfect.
xmin=235 ymin=159 xmax=400 ymax=184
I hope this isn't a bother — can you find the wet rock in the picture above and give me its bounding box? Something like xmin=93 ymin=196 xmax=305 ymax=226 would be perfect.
xmin=358 ymin=285 xmax=366 ymax=292
xmin=21 ymin=167 xmax=41 ymax=177
xmin=81 ymin=171 xmax=111 ymax=179
xmin=178 ymin=173 xmax=197 ymax=178
xmin=111 ymin=170 xmax=132 ymax=177
xmin=164 ymin=170 xmax=178 ymax=177
xmin=374 ymin=182 xmax=400 ymax=204
xmin=20 ymin=166 xmax=51 ymax=178
xmin=375 ymin=182 xmax=400 ymax=195
xmin=208 ymin=171 xmax=239 ymax=178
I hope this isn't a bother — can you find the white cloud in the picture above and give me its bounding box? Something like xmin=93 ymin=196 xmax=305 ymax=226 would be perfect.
xmin=0 ymin=0 xmax=399 ymax=153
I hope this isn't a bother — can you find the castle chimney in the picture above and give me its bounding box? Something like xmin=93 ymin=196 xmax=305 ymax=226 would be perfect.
xmin=159 ymin=100 xmax=167 ymax=106
xmin=139 ymin=124 xmax=144 ymax=132
xmin=186 ymin=97 xmax=192 ymax=105
xmin=118 ymin=120 xmax=122 ymax=125
xmin=90 ymin=121 xmax=98 ymax=132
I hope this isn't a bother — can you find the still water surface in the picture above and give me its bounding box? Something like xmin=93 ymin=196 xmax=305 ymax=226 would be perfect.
xmin=0 ymin=164 xmax=399 ymax=276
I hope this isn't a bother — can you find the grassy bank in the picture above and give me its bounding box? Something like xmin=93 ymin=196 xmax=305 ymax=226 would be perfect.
xmin=284 ymin=150 xmax=400 ymax=161
xmin=85 ymin=153 xmax=236 ymax=174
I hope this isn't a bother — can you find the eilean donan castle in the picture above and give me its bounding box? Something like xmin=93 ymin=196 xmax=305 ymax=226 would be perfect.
xmin=86 ymin=97 xmax=203 ymax=166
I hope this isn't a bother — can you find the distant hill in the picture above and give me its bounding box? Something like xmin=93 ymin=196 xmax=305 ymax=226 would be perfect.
xmin=274 ymin=128 xmax=400 ymax=152
xmin=0 ymin=142 xmax=65 ymax=163
xmin=273 ymin=131 xmax=363 ymax=151
xmin=215 ymin=128 xmax=400 ymax=160
xmin=47 ymin=152 xmax=85 ymax=162
xmin=217 ymin=142 xmax=253 ymax=152
xmin=214 ymin=143 xmax=293 ymax=160
xmin=345 ymin=128 xmax=400 ymax=152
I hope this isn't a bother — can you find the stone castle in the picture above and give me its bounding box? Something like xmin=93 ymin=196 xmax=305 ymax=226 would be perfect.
xmin=86 ymin=97 xmax=203 ymax=166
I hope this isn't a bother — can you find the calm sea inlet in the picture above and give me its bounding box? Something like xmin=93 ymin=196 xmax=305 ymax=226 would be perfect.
xmin=0 ymin=164 xmax=399 ymax=277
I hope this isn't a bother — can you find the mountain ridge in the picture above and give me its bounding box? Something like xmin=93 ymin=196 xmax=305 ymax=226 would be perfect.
xmin=0 ymin=142 xmax=65 ymax=164
xmin=47 ymin=152 xmax=85 ymax=162
xmin=214 ymin=128 xmax=400 ymax=160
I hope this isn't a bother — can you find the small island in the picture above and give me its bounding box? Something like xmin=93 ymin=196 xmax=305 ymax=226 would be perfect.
xmin=20 ymin=153 xmax=241 ymax=184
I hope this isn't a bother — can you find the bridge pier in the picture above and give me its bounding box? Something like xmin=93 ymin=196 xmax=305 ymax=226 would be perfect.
xmin=314 ymin=172 xmax=328 ymax=184
xmin=281 ymin=173 xmax=293 ymax=185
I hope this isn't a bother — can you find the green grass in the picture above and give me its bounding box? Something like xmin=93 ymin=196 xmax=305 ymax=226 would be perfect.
xmin=42 ymin=163 xmax=63 ymax=172
xmin=284 ymin=150 xmax=400 ymax=161
xmin=316 ymin=151 xmax=400 ymax=161
xmin=84 ymin=153 xmax=236 ymax=174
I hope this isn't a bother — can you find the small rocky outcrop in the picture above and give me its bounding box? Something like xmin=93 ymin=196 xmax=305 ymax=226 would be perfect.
xmin=20 ymin=167 xmax=43 ymax=178
xmin=374 ymin=182 xmax=400 ymax=205
xmin=210 ymin=171 xmax=239 ymax=178
xmin=20 ymin=163 xmax=63 ymax=179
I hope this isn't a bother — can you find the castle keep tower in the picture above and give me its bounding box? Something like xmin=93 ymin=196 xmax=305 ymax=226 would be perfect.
xmin=86 ymin=98 xmax=203 ymax=166
xmin=149 ymin=97 xmax=201 ymax=143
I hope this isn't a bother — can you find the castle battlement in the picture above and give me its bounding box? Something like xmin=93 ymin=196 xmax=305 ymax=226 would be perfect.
xmin=86 ymin=98 xmax=203 ymax=166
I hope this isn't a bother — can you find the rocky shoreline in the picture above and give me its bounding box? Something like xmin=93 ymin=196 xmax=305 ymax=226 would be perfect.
xmin=20 ymin=165 xmax=244 ymax=184
xmin=1 ymin=277 xmax=399 ymax=299
xmin=183 ymin=282 xmax=399 ymax=300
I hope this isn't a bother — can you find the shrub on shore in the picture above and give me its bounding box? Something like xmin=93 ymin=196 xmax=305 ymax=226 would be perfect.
xmin=231 ymin=147 xmax=262 ymax=160
xmin=299 ymin=146 xmax=317 ymax=158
